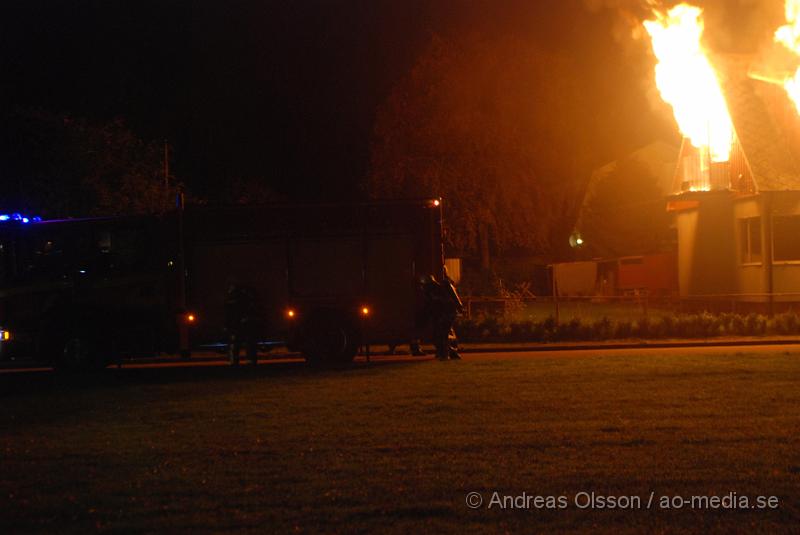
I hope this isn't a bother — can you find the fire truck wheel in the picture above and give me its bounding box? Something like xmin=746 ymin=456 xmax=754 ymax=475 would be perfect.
xmin=336 ymin=328 xmax=358 ymax=364
xmin=303 ymin=315 xmax=357 ymax=364
xmin=56 ymin=334 xmax=105 ymax=372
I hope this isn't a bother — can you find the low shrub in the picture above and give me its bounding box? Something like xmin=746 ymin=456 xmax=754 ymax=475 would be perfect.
xmin=773 ymin=312 xmax=800 ymax=335
xmin=454 ymin=310 xmax=800 ymax=343
xmin=592 ymin=317 xmax=614 ymax=340
xmin=614 ymin=320 xmax=632 ymax=339
xmin=508 ymin=321 xmax=534 ymax=342
xmin=744 ymin=313 xmax=767 ymax=336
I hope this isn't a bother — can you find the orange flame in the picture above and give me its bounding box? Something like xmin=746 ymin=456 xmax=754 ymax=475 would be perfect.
xmin=643 ymin=4 xmax=734 ymax=164
xmin=774 ymin=0 xmax=800 ymax=114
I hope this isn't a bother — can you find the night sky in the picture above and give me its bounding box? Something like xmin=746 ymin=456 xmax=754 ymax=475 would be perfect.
xmin=0 ymin=1 xmax=784 ymax=201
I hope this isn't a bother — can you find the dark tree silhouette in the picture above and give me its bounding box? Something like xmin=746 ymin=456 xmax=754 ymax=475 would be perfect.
xmin=579 ymin=156 xmax=672 ymax=257
xmin=218 ymin=177 xmax=287 ymax=205
xmin=368 ymin=34 xmax=595 ymax=268
xmin=0 ymin=109 xmax=176 ymax=217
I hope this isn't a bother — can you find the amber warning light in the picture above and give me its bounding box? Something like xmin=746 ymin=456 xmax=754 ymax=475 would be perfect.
xmin=184 ymin=313 xmax=196 ymax=324
xmin=360 ymin=306 xmax=370 ymax=317
xmin=286 ymin=308 xmax=297 ymax=319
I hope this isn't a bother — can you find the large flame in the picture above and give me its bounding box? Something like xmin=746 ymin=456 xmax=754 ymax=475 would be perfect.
xmin=774 ymin=0 xmax=800 ymax=114
xmin=643 ymin=4 xmax=734 ymax=163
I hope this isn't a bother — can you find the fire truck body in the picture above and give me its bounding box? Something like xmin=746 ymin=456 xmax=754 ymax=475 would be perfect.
xmin=184 ymin=200 xmax=444 ymax=362
xmin=0 ymin=200 xmax=444 ymax=368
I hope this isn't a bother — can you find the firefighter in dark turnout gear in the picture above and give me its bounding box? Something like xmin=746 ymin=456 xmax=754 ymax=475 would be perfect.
xmin=225 ymin=281 xmax=259 ymax=365
xmin=442 ymin=267 xmax=463 ymax=359
xmin=421 ymin=273 xmax=463 ymax=360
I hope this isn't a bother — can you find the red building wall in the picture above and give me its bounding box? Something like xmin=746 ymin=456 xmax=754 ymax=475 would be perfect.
xmin=617 ymin=252 xmax=678 ymax=295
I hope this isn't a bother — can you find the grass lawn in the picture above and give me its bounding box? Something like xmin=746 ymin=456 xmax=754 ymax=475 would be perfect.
xmin=2 ymin=351 xmax=800 ymax=533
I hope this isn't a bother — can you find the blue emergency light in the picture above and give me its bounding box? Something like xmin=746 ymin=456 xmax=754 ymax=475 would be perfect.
xmin=0 ymin=213 xmax=42 ymax=224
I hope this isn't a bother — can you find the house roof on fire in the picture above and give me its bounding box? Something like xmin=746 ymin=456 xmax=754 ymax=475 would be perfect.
xmin=716 ymin=54 xmax=800 ymax=192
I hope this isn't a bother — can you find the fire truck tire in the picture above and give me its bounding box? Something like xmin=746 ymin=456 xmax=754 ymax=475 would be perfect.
xmin=302 ymin=314 xmax=357 ymax=364
xmin=53 ymin=333 xmax=106 ymax=372
xmin=337 ymin=328 xmax=358 ymax=364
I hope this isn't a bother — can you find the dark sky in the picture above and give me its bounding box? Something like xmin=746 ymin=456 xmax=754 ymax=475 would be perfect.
xmin=0 ymin=0 xmax=700 ymax=201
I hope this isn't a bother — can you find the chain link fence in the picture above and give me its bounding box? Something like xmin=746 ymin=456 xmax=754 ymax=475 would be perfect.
xmin=463 ymin=293 xmax=800 ymax=323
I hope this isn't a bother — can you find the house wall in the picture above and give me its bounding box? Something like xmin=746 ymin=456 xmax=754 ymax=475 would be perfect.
xmin=674 ymin=192 xmax=738 ymax=298
xmin=733 ymin=196 xmax=766 ymax=301
xmin=553 ymin=261 xmax=597 ymax=296
xmin=768 ymin=191 xmax=800 ymax=301
xmin=675 ymin=209 xmax=696 ymax=298
xmin=677 ymin=191 xmax=800 ymax=302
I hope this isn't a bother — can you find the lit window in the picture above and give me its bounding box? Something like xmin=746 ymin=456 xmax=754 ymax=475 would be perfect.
xmin=739 ymin=217 xmax=761 ymax=264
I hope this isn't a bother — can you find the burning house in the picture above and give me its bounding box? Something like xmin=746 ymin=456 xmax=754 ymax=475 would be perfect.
xmin=646 ymin=3 xmax=800 ymax=308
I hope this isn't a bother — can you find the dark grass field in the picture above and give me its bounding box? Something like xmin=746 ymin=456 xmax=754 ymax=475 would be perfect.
xmin=2 ymin=349 xmax=800 ymax=533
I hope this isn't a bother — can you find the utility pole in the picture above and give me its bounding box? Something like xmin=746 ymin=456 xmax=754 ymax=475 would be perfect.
xmin=551 ymin=264 xmax=560 ymax=325
xmin=164 ymin=139 xmax=170 ymax=189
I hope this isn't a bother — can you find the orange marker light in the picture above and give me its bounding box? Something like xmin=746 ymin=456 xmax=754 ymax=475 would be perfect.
xmin=433 ymin=199 xmax=440 ymax=206
xmin=287 ymin=309 xmax=296 ymax=319
xmin=361 ymin=306 xmax=370 ymax=316
xmin=185 ymin=313 xmax=196 ymax=324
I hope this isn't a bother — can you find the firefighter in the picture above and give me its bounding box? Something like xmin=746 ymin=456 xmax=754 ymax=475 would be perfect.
xmin=224 ymin=280 xmax=259 ymax=366
xmin=422 ymin=273 xmax=463 ymax=360
xmin=442 ymin=265 xmax=463 ymax=359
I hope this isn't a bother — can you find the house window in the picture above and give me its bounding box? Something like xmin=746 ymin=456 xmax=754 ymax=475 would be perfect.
xmin=739 ymin=217 xmax=761 ymax=264
xmin=773 ymin=215 xmax=800 ymax=261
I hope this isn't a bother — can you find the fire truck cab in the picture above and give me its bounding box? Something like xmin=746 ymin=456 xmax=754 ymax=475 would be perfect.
xmin=0 ymin=214 xmax=181 ymax=370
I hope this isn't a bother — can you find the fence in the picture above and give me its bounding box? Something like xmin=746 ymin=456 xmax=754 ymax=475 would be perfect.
xmin=462 ymin=293 xmax=800 ymax=323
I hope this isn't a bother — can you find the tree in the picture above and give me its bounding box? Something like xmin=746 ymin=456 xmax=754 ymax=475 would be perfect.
xmin=218 ymin=176 xmax=287 ymax=205
xmin=0 ymin=109 xmax=176 ymax=217
xmin=578 ymin=155 xmax=672 ymax=257
xmin=368 ymin=34 xmax=595 ymax=268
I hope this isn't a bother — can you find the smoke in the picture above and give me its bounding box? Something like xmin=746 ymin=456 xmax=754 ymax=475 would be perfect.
xmin=584 ymin=0 xmax=785 ymax=53
xmin=701 ymin=0 xmax=784 ymax=54
xmin=583 ymin=0 xmax=656 ymax=12
xmin=582 ymin=0 xmax=790 ymax=120
xmin=583 ymin=0 xmax=653 ymax=43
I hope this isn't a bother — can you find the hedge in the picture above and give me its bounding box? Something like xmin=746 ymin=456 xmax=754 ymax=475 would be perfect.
xmin=454 ymin=312 xmax=800 ymax=343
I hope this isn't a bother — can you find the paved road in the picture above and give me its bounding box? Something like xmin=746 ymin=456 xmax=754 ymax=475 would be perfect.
xmin=3 ymin=342 xmax=800 ymax=374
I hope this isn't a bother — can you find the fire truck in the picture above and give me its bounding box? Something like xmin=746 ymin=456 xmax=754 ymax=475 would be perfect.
xmin=0 ymin=200 xmax=444 ymax=369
